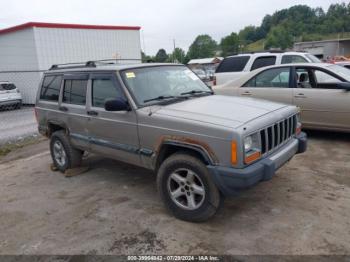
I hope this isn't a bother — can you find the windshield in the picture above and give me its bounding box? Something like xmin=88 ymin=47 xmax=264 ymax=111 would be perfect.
xmin=305 ymin=54 xmax=321 ymax=63
xmin=327 ymin=64 xmax=350 ymax=81
xmin=121 ymin=65 xmax=212 ymax=106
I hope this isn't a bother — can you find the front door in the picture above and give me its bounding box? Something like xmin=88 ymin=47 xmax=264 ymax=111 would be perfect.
xmin=238 ymin=66 xmax=293 ymax=105
xmin=86 ymin=73 xmax=141 ymax=166
xmin=293 ymin=66 xmax=350 ymax=130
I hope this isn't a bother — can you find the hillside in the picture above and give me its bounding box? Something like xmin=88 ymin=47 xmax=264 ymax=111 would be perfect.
xmin=245 ymin=31 xmax=350 ymax=52
xmin=238 ymin=3 xmax=350 ymax=51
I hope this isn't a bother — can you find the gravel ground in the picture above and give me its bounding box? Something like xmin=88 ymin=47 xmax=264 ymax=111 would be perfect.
xmin=0 ymin=107 xmax=38 ymax=145
xmin=0 ymin=130 xmax=349 ymax=255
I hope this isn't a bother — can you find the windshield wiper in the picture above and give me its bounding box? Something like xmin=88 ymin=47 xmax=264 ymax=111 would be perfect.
xmin=143 ymin=95 xmax=177 ymax=103
xmin=180 ymin=90 xmax=213 ymax=96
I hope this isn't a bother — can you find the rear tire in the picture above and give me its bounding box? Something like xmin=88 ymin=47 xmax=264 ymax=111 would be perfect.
xmin=50 ymin=130 xmax=83 ymax=173
xmin=157 ymin=153 xmax=222 ymax=222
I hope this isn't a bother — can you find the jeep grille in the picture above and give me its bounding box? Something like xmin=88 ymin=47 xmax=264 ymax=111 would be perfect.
xmin=259 ymin=115 xmax=297 ymax=155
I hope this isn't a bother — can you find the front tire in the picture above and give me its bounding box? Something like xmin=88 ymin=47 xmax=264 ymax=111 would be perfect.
xmin=50 ymin=130 xmax=83 ymax=173
xmin=157 ymin=153 xmax=222 ymax=222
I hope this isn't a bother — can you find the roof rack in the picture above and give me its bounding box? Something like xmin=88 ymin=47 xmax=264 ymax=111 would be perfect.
xmin=235 ymin=50 xmax=309 ymax=56
xmin=49 ymin=58 xmax=141 ymax=70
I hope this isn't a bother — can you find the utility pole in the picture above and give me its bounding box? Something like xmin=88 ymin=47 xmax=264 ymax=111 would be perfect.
xmin=173 ymin=39 xmax=176 ymax=63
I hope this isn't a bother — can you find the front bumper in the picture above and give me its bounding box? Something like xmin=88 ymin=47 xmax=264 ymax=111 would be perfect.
xmin=208 ymin=132 xmax=307 ymax=196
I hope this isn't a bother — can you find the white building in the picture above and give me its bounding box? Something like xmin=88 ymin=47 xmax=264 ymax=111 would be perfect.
xmin=0 ymin=22 xmax=141 ymax=104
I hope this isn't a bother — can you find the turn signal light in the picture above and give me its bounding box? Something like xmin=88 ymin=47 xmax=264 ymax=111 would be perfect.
xmin=231 ymin=141 xmax=237 ymax=165
xmin=245 ymin=151 xmax=261 ymax=164
xmin=296 ymin=123 xmax=302 ymax=135
xmin=296 ymin=126 xmax=302 ymax=135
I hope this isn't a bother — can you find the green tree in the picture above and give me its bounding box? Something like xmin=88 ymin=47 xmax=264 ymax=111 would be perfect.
xmin=220 ymin=32 xmax=240 ymax=57
xmin=239 ymin=26 xmax=258 ymax=43
xmin=167 ymin=47 xmax=186 ymax=63
xmin=154 ymin=49 xmax=168 ymax=62
xmin=265 ymin=25 xmax=293 ymax=49
xmin=187 ymin=35 xmax=217 ymax=60
xmin=141 ymin=51 xmax=153 ymax=63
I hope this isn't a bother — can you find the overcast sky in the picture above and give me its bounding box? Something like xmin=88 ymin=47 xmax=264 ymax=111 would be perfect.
xmin=0 ymin=0 xmax=346 ymax=55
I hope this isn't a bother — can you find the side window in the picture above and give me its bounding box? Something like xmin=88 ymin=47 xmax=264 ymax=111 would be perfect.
xmin=215 ymin=56 xmax=250 ymax=73
xmin=92 ymin=78 xmax=121 ymax=108
xmin=281 ymin=55 xmax=307 ymax=64
xmin=40 ymin=75 xmax=62 ymax=102
xmin=296 ymin=68 xmax=313 ymax=88
xmin=243 ymin=67 xmax=290 ymax=88
xmin=63 ymin=79 xmax=87 ymax=105
xmin=344 ymin=65 xmax=350 ymax=69
xmin=314 ymin=70 xmax=342 ymax=84
xmin=251 ymin=56 xmax=276 ymax=71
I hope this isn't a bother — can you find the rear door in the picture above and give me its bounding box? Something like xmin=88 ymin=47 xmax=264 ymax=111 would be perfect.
xmin=60 ymin=74 xmax=90 ymax=149
xmin=86 ymin=72 xmax=140 ymax=165
xmin=238 ymin=66 xmax=293 ymax=105
xmin=292 ymin=66 xmax=350 ymax=130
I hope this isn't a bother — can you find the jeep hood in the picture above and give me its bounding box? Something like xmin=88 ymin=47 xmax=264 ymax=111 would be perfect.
xmin=153 ymin=95 xmax=290 ymax=128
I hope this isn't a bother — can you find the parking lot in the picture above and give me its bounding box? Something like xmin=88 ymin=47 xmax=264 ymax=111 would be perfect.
xmin=0 ymin=107 xmax=38 ymax=145
xmin=0 ymin=130 xmax=349 ymax=255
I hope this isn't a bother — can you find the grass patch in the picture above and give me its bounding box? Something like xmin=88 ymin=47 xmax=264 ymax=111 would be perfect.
xmin=245 ymin=39 xmax=265 ymax=52
xmin=0 ymin=135 xmax=44 ymax=158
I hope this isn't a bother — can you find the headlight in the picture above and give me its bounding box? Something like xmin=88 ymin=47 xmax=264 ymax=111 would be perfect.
xmin=244 ymin=136 xmax=253 ymax=151
xmin=244 ymin=134 xmax=259 ymax=153
xmin=244 ymin=133 xmax=261 ymax=164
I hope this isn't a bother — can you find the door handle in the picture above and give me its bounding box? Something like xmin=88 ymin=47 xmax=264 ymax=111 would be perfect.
xmin=59 ymin=106 xmax=68 ymax=112
xmin=241 ymin=91 xmax=252 ymax=96
xmin=87 ymin=110 xmax=98 ymax=116
xmin=294 ymin=93 xmax=306 ymax=98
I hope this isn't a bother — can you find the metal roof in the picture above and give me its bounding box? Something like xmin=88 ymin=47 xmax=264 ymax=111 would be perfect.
xmin=0 ymin=22 xmax=141 ymax=35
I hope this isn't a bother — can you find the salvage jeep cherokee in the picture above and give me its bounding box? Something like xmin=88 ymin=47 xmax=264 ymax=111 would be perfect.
xmin=35 ymin=61 xmax=307 ymax=222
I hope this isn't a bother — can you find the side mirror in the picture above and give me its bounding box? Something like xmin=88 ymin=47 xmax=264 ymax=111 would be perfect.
xmin=104 ymin=98 xmax=130 ymax=111
xmin=336 ymin=82 xmax=350 ymax=91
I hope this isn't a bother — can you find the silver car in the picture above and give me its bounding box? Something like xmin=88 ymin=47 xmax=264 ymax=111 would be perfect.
xmin=214 ymin=63 xmax=350 ymax=132
xmin=0 ymin=81 xmax=22 ymax=109
xmin=35 ymin=61 xmax=307 ymax=222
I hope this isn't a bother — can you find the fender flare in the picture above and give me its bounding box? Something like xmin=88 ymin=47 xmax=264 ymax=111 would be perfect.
xmin=153 ymin=137 xmax=219 ymax=169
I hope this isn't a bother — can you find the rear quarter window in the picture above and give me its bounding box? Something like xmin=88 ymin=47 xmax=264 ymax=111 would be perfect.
xmin=40 ymin=75 xmax=62 ymax=102
xmin=281 ymin=55 xmax=307 ymax=64
xmin=216 ymin=56 xmax=250 ymax=73
xmin=251 ymin=56 xmax=276 ymax=71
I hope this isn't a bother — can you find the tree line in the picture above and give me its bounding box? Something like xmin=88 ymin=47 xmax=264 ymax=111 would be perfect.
xmin=143 ymin=2 xmax=350 ymax=63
